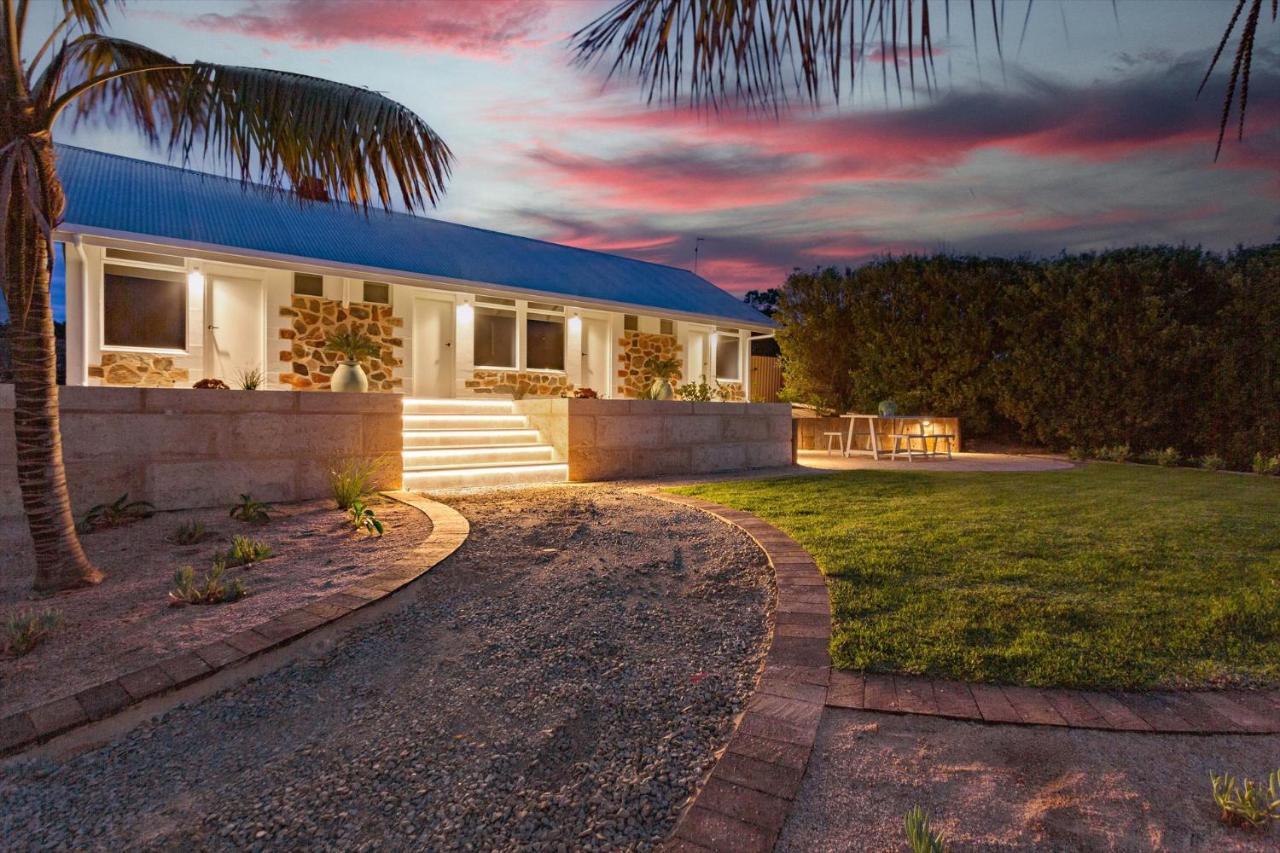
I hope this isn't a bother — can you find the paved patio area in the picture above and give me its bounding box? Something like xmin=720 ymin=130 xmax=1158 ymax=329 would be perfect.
xmin=796 ymin=449 xmax=1073 ymax=473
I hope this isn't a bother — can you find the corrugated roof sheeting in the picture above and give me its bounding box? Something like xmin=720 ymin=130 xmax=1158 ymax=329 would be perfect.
xmin=57 ymin=146 xmax=773 ymax=328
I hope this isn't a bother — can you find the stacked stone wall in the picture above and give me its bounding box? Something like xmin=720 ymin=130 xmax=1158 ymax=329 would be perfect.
xmin=617 ymin=332 xmax=681 ymax=398
xmin=465 ymin=370 xmax=572 ymax=397
xmin=89 ymin=353 xmax=190 ymax=387
xmin=278 ymin=296 xmax=403 ymax=392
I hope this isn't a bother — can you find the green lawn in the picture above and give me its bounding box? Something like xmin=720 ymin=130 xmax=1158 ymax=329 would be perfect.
xmin=674 ymin=464 xmax=1280 ymax=690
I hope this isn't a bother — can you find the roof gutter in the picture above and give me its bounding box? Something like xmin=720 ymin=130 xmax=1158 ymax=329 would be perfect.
xmin=55 ymin=223 xmax=778 ymax=332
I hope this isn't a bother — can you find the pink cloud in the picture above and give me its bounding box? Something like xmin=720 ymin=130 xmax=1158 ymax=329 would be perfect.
xmin=195 ymin=0 xmax=551 ymax=56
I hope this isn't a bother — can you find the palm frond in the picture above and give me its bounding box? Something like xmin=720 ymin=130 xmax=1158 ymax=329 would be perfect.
xmin=1198 ymin=0 xmax=1271 ymax=159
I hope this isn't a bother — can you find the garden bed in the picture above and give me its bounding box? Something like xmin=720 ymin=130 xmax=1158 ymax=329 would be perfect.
xmin=676 ymin=463 xmax=1280 ymax=690
xmin=0 ymin=497 xmax=427 ymax=717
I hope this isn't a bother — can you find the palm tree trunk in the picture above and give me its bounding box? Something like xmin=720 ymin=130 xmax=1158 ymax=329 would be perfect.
xmin=6 ymin=144 xmax=102 ymax=592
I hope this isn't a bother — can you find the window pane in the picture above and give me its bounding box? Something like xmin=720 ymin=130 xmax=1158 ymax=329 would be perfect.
xmin=293 ymin=273 xmax=323 ymax=296
xmin=103 ymin=264 xmax=186 ymax=350
xmin=526 ymin=314 xmax=564 ymax=371
xmin=474 ymin=306 xmax=516 ymax=367
xmin=623 ymin=314 xmax=638 ymax=331
xmin=716 ymin=334 xmax=741 ymax=380
xmin=660 ymin=319 xmax=674 ymax=336
xmin=363 ymin=281 xmax=390 ymax=304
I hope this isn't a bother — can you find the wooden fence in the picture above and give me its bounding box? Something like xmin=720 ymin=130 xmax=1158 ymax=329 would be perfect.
xmin=749 ymin=355 xmax=783 ymax=403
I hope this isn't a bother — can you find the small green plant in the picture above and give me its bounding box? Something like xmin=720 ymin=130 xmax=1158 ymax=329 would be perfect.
xmin=1210 ymin=769 xmax=1280 ymax=829
xmin=1144 ymin=447 xmax=1181 ymax=467
xmin=2 ymin=609 xmax=63 ymax=656
xmin=224 ymin=534 xmax=272 ymax=567
xmin=1066 ymin=446 xmax=1089 ymax=461
xmin=236 ymin=366 xmax=264 ymax=390
xmin=78 ymin=493 xmax=155 ymax=533
xmin=326 ymin=329 xmax=380 ymax=363
xmin=328 ymin=455 xmax=386 ymax=510
xmin=169 ymin=521 xmax=210 ymax=545
xmin=1094 ymin=444 xmax=1132 ymax=463
xmin=1200 ymin=453 xmax=1226 ymax=471
xmin=904 ymin=805 xmax=947 ymax=853
xmin=675 ymin=376 xmax=722 ymax=402
xmin=229 ymin=493 xmax=273 ymax=524
xmin=349 ymin=500 xmax=385 ymax=536
xmin=169 ymin=560 xmax=246 ymax=607
xmin=643 ymin=355 xmax=682 ymax=381
xmin=1252 ymin=452 xmax=1280 ymax=476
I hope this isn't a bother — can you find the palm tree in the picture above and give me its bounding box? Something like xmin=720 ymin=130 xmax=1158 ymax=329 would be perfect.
xmin=572 ymin=0 xmax=1274 ymax=156
xmin=2 ymin=0 xmax=452 ymax=592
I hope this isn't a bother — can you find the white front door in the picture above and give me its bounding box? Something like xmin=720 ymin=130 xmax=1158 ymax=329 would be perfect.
xmin=413 ymin=296 xmax=454 ymax=397
xmin=206 ymin=275 xmax=264 ymax=383
xmin=687 ymin=329 xmax=709 ymax=383
xmin=581 ymin=316 xmax=610 ymax=396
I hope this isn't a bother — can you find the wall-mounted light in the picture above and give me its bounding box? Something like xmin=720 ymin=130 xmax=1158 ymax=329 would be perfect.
xmin=567 ymin=314 xmax=582 ymax=333
xmin=457 ymin=302 xmax=474 ymax=322
xmin=187 ymin=269 xmax=204 ymax=299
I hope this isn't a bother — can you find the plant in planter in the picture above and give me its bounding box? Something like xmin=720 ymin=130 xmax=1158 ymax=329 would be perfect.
xmin=676 ymin=376 xmax=722 ymax=402
xmin=325 ymin=330 xmax=381 ymax=393
xmin=643 ymin=356 xmax=682 ymax=400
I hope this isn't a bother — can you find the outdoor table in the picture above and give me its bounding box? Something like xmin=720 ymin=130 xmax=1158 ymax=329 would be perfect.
xmin=840 ymin=413 xmax=885 ymax=459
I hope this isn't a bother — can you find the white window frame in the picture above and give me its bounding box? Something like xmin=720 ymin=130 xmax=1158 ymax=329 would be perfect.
xmin=473 ymin=299 xmax=519 ymax=370
xmin=99 ymin=254 xmax=191 ymax=356
xmin=714 ymin=328 xmax=742 ymax=383
xmin=523 ymin=302 xmax=566 ymax=374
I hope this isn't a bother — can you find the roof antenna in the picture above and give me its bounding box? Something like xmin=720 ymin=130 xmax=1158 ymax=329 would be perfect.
xmin=693 ymin=237 xmax=705 ymax=275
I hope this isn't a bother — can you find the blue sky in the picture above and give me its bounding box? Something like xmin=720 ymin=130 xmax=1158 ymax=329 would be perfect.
xmin=21 ymin=0 xmax=1280 ymax=306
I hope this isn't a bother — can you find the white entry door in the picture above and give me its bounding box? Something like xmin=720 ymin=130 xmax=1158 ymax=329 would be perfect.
xmin=580 ymin=316 xmax=610 ymax=396
xmin=413 ymin=296 xmax=454 ymax=398
xmin=206 ymin=275 xmax=264 ymax=383
xmin=687 ymin=329 xmax=709 ymax=383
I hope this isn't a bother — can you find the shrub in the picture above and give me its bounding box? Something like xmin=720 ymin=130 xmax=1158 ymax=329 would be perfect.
xmin=1200 ymin=453 xmax=1226 ymax=471
xmin=1067 ymin=446 xmax=1089 ymax=461
xmin=573 ymin=387 xmax=599 ymax=399
xmin=904 ymin=806 xmax=947 ymax=853
xmin=170 ymin=521 xmax=210 ymax=545
xmin=236 ymin=366 xmax=264 ymax=390
xmin=1252 ymin=452 xmax=1280 ymax=476
xmin=1139 ymin=447 xmax=1182 ymax=467
xmin=192 ymin=378 xmax=230 ymax=390
xmin=676 ymin=377 xmax=720 ymax=402
xmin=1210 ymin=769 xmax=1280 ymax=828
xmin=328 ymin=456 xmax=386 ymax=510
xmin=224 ymin=535 xmax=272 ymax=567
xmin=229 ymin=493 xmax=272 ymax=523
xmin=169 ymin=561 xmax=246 ymax=606
xmin=78 ymin=493 xmax=154 ymax=533
xmin=1094 ymin=444 xmax=1131 ymax=463
xmin=349 ymin=500 xmax=385 ymax=536
xmin=2 ymin=609 xmax=63 ymax=656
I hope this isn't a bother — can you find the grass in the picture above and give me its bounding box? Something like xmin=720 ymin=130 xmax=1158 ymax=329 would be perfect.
xmin=674 ymin=464 xmax=1280 ymax=690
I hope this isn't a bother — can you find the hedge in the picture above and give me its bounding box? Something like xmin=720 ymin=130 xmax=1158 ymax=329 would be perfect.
xmin=774 ymin=244 xmax=1280 ymax=467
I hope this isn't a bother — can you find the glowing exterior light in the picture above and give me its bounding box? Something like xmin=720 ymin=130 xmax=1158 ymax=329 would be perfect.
xmin=187 ymin=269 xmax=204 ymax=297
xmin=567 ymin=314 xmax=582 ymax=333
xmin=457 ymin=302 xmax=474 ymax=322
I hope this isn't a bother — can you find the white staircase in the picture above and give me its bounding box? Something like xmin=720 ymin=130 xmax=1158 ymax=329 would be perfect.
xmin=401 ymin=399 xmax=567 ymax=490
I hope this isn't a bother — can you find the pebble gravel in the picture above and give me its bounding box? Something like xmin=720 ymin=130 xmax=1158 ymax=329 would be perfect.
xmin=1 ymin=487 xmax=772 ymax=851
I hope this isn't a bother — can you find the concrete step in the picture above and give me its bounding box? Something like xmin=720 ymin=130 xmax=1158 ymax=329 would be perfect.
xmin=403 ymin=428 xmax=542 ymax=448
xmin=403 ymin=462 xmax=568 ymax=491
xmin=402 ymin=413 xmax=529 ymax=431
xmin=403 ymin=398 xmax=515 ymax=416
xmin=402 ymin=444 xmax=556 ymax=470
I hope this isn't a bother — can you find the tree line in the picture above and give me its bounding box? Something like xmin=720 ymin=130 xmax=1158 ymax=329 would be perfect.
xmin=773 ymin=244 xmax=1280 ymax=467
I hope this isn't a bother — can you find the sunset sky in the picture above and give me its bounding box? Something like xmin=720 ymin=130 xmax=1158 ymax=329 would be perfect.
xmin=51 ymin=0 xmax=1280 ymax=296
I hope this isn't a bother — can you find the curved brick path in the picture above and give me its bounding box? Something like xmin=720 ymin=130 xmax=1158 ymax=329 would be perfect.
xmin=0 ymin=491 xmax=468 ymax=759
xmin=652 ymin=493 xmax=1280 ymax=853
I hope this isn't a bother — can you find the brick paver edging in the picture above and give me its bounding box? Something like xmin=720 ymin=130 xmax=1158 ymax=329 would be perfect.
xmin=650 ymin=492 xmax=833 ymax=853
xmin=0 ymin=491 xmax=467 ymax=759
xmin=828 ymin=671 xmax=1280 ymax=734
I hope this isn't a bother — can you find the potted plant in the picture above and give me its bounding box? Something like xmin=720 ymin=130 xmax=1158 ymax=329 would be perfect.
xmin=643 ymin=356 xmax=682 ymax=400
xmin=326 ymin=330 xmax=380 ymax=393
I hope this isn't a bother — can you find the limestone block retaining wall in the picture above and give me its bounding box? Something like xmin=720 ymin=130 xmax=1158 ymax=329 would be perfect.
xmin=0 ymin=386 xmax=402 ymax=523
xmin=515 ymin=398 xmax=792 ymax=481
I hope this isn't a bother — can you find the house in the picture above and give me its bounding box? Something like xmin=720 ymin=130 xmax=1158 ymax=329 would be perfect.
xmin=54 ymin=146 xmax=774 ymax=402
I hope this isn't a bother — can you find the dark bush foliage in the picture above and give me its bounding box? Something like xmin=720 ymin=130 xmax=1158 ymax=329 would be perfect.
xmin=776 ymin=244 xmax=1280 ymax=467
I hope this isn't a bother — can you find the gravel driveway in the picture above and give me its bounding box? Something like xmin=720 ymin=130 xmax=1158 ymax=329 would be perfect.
xmin=1 ymin=486 xmax=772 ymax=851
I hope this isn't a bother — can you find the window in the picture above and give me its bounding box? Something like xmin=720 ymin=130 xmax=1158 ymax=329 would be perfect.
xmin=363 ymin=281 xmax=390 ymax=304
xmin=526 ymin=312 xmax=565 ymax=371
xmin=474 ymin=305 xmax=516 ymax=368
xmin=293 ymin=273 xmax=323 ymax=297
xmin=623 ymin=314 xmax=638 ymax=332
xmin=103 ymin=263 xmax=187 ymax=350
xmin=660 ymin=319 xmax=674 ymax=336
xmin=715 ymin=330 xmax=741 ymax=381
xmin=105 ymin=248 xmax=184 ymax=267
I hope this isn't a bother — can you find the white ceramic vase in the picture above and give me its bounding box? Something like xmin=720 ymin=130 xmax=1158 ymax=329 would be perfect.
xmin=331 ymin=360 xmax=368 ymax=393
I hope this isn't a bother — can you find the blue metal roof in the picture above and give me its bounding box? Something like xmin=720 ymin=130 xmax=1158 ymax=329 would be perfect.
xmin=56 ymin=146 xmax=772 ymax=328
